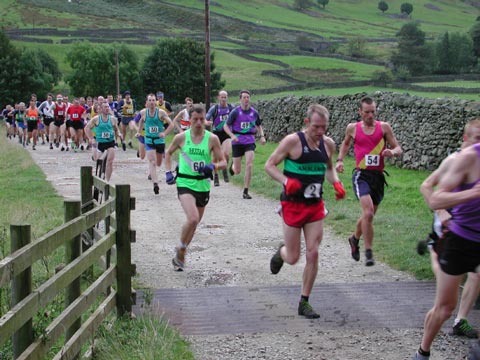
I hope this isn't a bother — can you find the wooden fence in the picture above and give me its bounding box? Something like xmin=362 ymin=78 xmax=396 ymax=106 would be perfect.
xmin=0 ymin=166 xmax=136 ymax=359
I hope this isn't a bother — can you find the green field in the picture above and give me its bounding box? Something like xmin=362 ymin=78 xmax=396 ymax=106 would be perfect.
xmin=412 ymin=81 xmax=480 ymax=89
xmin=254 ymin=86 xmax=480 ymax=102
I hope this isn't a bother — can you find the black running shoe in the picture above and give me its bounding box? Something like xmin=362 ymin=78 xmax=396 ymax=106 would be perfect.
xmin=153 ymin=183 xmax=159 ymax=195
xmin=270 ymin=244 xmax=284 ymax=274
xmin=222 ymin=168 xmax=229 ymax=183
xmin=298 ymin=300 xmax=320 ymax=319
xmin=136 ymin=150 xmax=139 ymax=158
xmin=365 ymin=249 xmax=375 ymax=266
xmin=243 ymin=192 xmax=252 ymax=199
xmin=122 ymin=142 xmax=126 ymax=151
xmin=348 ymin=235 xmax=360 ymax=261
xmin=228 ymin=162 xmax=234 ymax=176
xmin=213 ymin=174 xmax=220 ymax=187
xmin=453 ymin=319 xmax=478 ymax=338
xmin=128 ymin=140 xmax=133 ymax=148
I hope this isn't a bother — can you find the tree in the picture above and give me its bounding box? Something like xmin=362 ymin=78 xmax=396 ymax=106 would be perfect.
xmin=294 ymin=0 xmax=313 ymax=10
xmin=0 ymin=30 xmax=60 ymax=105
xmin=400 ymin=2 xmax=413 ymax=16
xmin=140 ymin=39 xmax=225 ymax=104
xmin=391 ymin=22 xmax=431 ymax=76
xmin=378 ymin=0 xmax=388 ymax=13
xmin=347 ymin=36 xmax=367 ymax=58
xmin=65 ymin=41 xmax=140 ymax=97
xmin=434 ymin=32 xmax=476 ymax=74
xmin=317 ymin=0 xmax=329 ymax=9
xmin=470 ymin=19 xmax=480 ymax=58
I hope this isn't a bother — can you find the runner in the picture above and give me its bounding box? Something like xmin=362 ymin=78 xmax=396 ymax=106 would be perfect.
xmin=118 ymin=90 xmax=136 ymax=150
xmin=52 ymin=94 xmax=68 ymax=151
xmin=336 ymin=96 xmax=402 ymax=266
xmin=2 ymin=104 xmax=15 ymax=139
xmin=173 ymin=97 xmax=193 ymax=132
xmin=413 ymin=140 xmax=480 ymax=360
xmin=206 ymin=90 xmax=235 ymax=186
xmin=13 ymin=102 xmax=27 ymax=146
xmin=137 ymin=94 xmax=174 ymax=195
xmin=223 ymin=90 xmax=266 ymax=199
xmin=25 ymin=99 xmax=41 ymax=150
xmin=165 ymin=104 xmax=226 ymax=271
xmin=38 ymin=94 xmax=55 ymax=148
xmin=84 ymin=102 xmax=122 ymax=182
xmin=66 ymin=97 xmax=86 ymax=151
xmin=265 ymin=104 xmax=346 ymax=319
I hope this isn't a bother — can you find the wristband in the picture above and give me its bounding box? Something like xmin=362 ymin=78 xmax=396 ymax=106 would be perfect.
xmin=336 ymin=158 xmax=343 ymax=162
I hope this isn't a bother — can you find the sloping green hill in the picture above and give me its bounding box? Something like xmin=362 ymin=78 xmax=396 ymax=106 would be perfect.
xmin=2 ymin=0 xmax=480 ymax=96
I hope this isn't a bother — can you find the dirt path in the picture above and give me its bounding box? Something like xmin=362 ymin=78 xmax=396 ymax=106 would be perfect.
xmin=29 ymin=142 xmax=474 ymax=360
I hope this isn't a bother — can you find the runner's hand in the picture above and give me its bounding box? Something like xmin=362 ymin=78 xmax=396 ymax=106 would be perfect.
xmin=166 ymin=171 xmax=175 ymax=185
xmin=333 ymin=181 xmax=346 ymax=200
xmin=283 ymin=177 xmax=302 ymax=196
xmin=198 ymin=163 xmax=215 ymax=178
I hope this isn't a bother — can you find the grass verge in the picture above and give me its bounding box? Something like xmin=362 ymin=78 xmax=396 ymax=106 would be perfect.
xmin=0 ymin=125 xmax=193 ymax=359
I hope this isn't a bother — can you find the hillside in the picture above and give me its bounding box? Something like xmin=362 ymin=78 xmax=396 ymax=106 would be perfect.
xmin=2 ymin=0 xmax=480 ymax=96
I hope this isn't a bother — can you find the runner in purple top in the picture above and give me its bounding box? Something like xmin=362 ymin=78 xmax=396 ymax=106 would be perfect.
xmin=414 ymin=139 xmax=480 ymax=360
xmin=223 ymin=90 xmax=266 ymax=199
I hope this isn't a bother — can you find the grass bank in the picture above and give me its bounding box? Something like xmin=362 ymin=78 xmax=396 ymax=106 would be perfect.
xmin=0 ymin=125 xmax=193 ymax=359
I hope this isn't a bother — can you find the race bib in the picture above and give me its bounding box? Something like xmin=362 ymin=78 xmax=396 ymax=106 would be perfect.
xmin=193 ymin=161 xmax=206 ymax=172
xmin=304 ymin=183 xmax=322 ymax=198
xmin=365 ymin=154 xmax=380 ymax=166
xmin=240 ymin=122 xmax=250 ymax=129
xmin=149 ymin=126 xmax=159 ymax=134
xmin=126 ymin=108 xmax=133 ymax=114
xmin=72 ymin=113 xmax=79 ymax=119
xmin=101 ymin=132 xmax=111 ymax=139
xmin=58 ymin=111 xmax=64 ymax=116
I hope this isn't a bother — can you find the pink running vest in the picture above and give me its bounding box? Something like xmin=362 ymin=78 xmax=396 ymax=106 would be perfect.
xmin=354 ymin=121 xmax=385 ymax=171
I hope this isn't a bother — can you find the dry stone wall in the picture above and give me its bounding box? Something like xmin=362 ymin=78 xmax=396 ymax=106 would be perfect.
xmin=254 ymin=92 xmax=480 ymax=170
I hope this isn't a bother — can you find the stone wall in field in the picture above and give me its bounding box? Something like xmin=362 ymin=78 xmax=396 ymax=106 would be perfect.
xmin=253 ymin=92 xmax=480 ymax=170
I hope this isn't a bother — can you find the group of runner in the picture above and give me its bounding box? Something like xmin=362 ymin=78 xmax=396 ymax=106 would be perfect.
xmin=3 ymin=91 xmax=480 ymax=359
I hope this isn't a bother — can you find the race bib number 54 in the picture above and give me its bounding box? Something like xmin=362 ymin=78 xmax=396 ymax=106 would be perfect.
xmin=365 ymin=154 xmax=380 ymax=166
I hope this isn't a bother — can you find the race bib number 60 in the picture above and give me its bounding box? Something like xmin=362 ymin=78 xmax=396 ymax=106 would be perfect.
xmin=365 ymin=154 xmax=380 ymax=166
xmin=304 ymin=183 xmax=322 ymax=198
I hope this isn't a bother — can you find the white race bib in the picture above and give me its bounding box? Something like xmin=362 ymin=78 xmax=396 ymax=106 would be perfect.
xmin=303 ymin=183 xmax=322 ymax=198
xmin=365 ymin=154 xmax=380 ymax=166
xmin=101 ymin=132 xmax=110 ymax=139
xmin=149 ymin=126 xmax=159 ymax=134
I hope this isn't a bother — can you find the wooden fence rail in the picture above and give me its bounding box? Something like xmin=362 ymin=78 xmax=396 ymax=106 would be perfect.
xmin=0 ymin=166 xmax=136 ymax=359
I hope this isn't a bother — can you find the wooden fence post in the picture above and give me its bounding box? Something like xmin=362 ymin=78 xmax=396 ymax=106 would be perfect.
xmin=115 ymin=185 xmax=132 ymax=316
xmin=11 ymin=224 xmax=33 ymax=359
xmin=64 ymin=200 xmax=81 ymax=359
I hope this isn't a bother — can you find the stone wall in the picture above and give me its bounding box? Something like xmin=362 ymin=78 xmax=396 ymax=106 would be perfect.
xmin=254 ymin=92 xmax=480 ymax=170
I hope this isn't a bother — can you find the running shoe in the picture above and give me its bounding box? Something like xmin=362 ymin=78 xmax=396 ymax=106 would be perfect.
xmin=453 ymin=319 xmax=478 ymax=338
xmin=136 ymin=150 xmax=139 ymax=158
xmin=172 ymin=246 xmax=186 ymax=272
xmin=122 ymin=142 xmax=126 ymax=151
xmin=270 ymin=243 xmax=284 ymax=274
xmin=243 ymin=192 xmax=252 ymax=199
xmin=412 ymin=352 xmax=429 ymax=360
xmin=49 ymin=143 xmax=53 ymax=150
xmin=32 ymin=145 xmax=36 ymax=150
xmin=213 ymin=174 xmax=220 ymax=187
xmin=348 ymin=235 xmax=360 ymax=261
xmin=128 ymin=140 xmax=133 ymax=149
xmin=153 ymin=183 xmax=159 ymax=195
xmin=147 ymin=174 xmax=152 ymax=181
xmin=365 ymin=249 xmax=375 ymax=266
xmin=79 ymin=144 xmax=84 ymax=151
xmin=228 ymin=162 xmax=234 ymax=176
xmin=55 ymin=142 xmax=59 ymax=148
xmin=60 ymin=144 xmax=65 ymax=151
xmin=222 ymin=168 xmax=229 ymax=183
xmin=298 ymin=300 xmax=320 ymax=319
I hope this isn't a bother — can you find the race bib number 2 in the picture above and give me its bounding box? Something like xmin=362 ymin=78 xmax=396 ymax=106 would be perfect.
xmin=304 ymin=183 xmax=322 ymax=198
xmin=365 ymin=154 xmax=380 ymax=166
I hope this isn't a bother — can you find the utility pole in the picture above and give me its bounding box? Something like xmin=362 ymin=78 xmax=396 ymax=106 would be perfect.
xmin=115 ymin=49 xmax=120 ymax=96
xmin=205 ymin=0 xmax=211 ymax=109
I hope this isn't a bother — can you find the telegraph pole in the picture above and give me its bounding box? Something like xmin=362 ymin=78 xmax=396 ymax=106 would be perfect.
xmin=115 ymin=50 xmax=120 ymax=96
xmin=205 ymin=0 xmax=211 ymax=109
